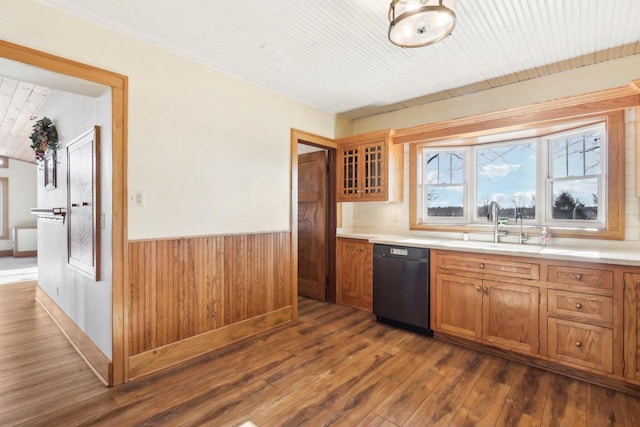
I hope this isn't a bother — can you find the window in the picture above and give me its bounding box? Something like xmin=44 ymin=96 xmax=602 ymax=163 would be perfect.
xmin=411 ymin=111 xmax=624 ymax=239
xmin=421 ymin=150 xmax=465 ymax=220
xmin=476 ymin=141 xmax=537 ymax=221
xmin=547 ymin=125 xmax=604 ymax=223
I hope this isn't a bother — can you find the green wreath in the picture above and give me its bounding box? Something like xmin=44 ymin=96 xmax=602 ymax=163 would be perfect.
xmin=29 ymin=117 xmax=59 ymax=161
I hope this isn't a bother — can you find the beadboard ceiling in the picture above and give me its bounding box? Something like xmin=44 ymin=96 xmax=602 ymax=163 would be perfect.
xmin=3 ymin=1 xmax=640 ymax=162
xmin=0 ymin=58 xmax=107 ymax=163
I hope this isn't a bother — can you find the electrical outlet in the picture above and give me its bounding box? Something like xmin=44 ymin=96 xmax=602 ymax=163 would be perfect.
xmin=128 ymin=190 xmax=145 ymax=207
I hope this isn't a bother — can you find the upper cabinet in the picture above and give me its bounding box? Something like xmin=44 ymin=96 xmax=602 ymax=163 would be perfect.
xmin=336 ymin=129 xmax=403 ymax=202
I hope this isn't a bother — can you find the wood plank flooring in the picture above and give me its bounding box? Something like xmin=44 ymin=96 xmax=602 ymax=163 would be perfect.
xmin=2 ymin=281 xmax=640 ymax=426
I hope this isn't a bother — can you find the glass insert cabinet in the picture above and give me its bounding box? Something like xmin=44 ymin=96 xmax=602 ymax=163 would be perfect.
xmin=336 ymin=129 xmax=403 ymax=202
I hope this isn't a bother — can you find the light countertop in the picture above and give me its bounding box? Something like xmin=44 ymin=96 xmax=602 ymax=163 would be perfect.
xmin=336 ymin=231 xmax=640 ymax=267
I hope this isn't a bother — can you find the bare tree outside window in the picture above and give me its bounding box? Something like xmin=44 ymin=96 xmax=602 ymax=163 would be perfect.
xmin=423 ymin=150 xmax=465 ymax=218
xmin=549 ymin=128 xmax=602 ymax=221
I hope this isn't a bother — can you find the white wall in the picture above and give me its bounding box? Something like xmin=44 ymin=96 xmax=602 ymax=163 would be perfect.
xmin=0 ymin=0 xmax=343 ymax=240
xmin=0 ymin=159 xmax=37 ymax=251
xmin=36 ymin=89 xmax=113 ymax=358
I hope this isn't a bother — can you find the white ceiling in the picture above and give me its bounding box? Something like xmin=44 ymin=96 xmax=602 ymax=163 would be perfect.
xmin=0 ymin=58 xmax=108 ymax=163
xmin=37 ymin=0 xmax=640 ymax=119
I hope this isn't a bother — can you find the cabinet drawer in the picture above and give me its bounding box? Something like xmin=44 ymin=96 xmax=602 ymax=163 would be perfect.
xmin=548 ymin=318 xmax=613 ymax=373
xmin=437 ymin=254 xmax=539 ymax=280
xmin=547 ymin=290 xmax=613 ymax=325
xmin=547 ymin=265 xmax=613 ymax=290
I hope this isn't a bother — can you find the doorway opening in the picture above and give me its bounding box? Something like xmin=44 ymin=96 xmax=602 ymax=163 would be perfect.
xmin=0 ymin=40 xmax=128 ymax=386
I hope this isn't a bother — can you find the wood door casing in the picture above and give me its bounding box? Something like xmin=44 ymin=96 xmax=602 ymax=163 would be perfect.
xmin=297 ymin=151 xmax=327 ymax=301
xmin=482 ymin=280 xmax=540 ymax=355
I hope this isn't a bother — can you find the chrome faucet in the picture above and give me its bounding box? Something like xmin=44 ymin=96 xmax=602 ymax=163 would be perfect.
xmin=516 ymin=212 xmax=528 ymax=244
xmin=487 ymin=201 xmax=507 ymax=243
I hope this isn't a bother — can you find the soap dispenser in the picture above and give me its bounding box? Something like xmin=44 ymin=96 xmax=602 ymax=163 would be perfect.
xmin=539 ymin=227 xmax=550 ymax=246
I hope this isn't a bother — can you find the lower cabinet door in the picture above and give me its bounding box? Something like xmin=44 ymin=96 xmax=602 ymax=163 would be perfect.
xmin=434 ymin=274 xmax=482 ymax=339
xmin=482 ymin=281 xmax=540 ymax=355
xmin=548 ymin=318 xmax=613 ymax=373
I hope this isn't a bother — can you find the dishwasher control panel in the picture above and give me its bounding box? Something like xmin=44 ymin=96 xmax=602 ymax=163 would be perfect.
xmin=390 ymin=248 xmax=409 ymax=256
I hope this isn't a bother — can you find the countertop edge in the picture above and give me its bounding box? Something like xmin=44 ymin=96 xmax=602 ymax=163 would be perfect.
xmin=337 ymin=232 xmax=640 ymax=267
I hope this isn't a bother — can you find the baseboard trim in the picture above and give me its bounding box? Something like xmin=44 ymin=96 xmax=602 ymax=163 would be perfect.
xmin=0 ymin=250 xmax=13 ymax=256
xmin=35 ymin=285 xmax=112 ymax=386
xmin=128 ymin=306 xmax=293 ymax=380
xmin=13 ymin=250 xmax=37 ymax=258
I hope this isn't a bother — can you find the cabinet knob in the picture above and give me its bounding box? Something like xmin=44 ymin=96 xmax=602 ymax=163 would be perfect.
xmin=575 ymin=303 xmax=583 ymax=309
xmin=575 ymin=341 xmax=582 ymax=347
xmin=476 ymin=285 xmax=481 ymax=292
xmin=575 ymin=274 xmax=583 ymax=280
xmin=479 ymin=263 xmax=485 ymax=269
xmin=483 ymin=286 xmax=489 ymax=294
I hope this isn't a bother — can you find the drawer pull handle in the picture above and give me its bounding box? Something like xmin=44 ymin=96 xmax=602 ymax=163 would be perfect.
xmin=479 ymin=263 xmax=485 ymax=269
xmin=476 ymin=285 xmax=481 ymax=292
xmin=575 ymin=303 xmax=583 ymax=309
xmin=575 ymin=341 xmax=582 ymax=347
xmin=575 ymin=274 xmax=583 ymax=280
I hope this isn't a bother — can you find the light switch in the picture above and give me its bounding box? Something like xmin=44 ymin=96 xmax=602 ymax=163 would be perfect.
xmin=128 ymin=190 xmax=145 ymax=207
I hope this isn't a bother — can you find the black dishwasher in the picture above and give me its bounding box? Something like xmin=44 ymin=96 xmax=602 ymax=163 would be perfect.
xmin=373 ymin=244 xmax=432 ymax=335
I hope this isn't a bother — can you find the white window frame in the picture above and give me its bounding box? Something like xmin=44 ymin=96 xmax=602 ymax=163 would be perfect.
xmin=418 ymin=148 xmax=468 ymax=224
xmin=545 ymin=123 xmax=606 ymax=228
xmin=415 ymin=122 xmax=608 ymax=230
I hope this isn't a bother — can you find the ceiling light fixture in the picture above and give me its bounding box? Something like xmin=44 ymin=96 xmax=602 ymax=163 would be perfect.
xmin=388 ymin=0 xmax=456 ymax=48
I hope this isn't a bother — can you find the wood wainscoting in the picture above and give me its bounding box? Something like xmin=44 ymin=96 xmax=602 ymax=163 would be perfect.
xmin=128 ymin=231 xmax=292 ymax=379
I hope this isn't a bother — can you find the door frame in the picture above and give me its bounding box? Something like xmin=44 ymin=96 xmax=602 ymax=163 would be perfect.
xmin=0 ymin=40 xmax=128 ymax=386
xmin=291 ymin=129 xmax=337 ymax=318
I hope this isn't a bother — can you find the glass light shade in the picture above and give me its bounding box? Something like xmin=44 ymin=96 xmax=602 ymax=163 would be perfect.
xmin=389 ymin=0 xmax=456 ymax=48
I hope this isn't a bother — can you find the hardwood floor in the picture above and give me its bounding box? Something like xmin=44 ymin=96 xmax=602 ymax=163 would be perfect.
xmin=2 ymin=281 xmax=639 ymax=426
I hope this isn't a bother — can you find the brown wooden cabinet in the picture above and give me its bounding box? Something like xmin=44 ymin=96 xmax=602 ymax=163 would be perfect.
xmin=546 ymin=263 xmax=616 ymax=374
xmin=431 ymin=249 xmax=640 ymax=393
xmin=433 ymin=271 xmax=539 ymax=355
xmin=336 ymin=129 xmax=403 ymax=202
xmin=548 ymin=318 xmax=613 ymax=373
xmin=336 ymin=238 xmax=372 ymax=311
xmin=624 ymin=272 xmax=640 ymax=381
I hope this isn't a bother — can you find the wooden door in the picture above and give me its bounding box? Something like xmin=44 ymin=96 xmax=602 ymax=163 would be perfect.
xmin=624 ymin=273 xmax=640 ymax=380
xmin=433 ymin=273 xmax=482 ymax=339
xmin=482 ymin=280 xmax=540 ymax=355
xmin=298 ymin=151 xmax=327 ymax=301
